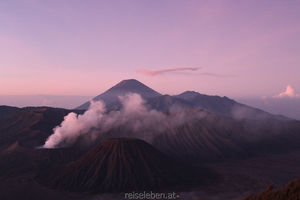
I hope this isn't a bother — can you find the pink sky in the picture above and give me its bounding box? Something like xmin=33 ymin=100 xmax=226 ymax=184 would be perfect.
xmin=0 ymin=0 xmax=300 ymax=99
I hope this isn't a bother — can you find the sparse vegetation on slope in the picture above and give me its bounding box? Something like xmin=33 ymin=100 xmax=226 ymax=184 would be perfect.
xmin=243 ymin=178 xmax=300 ymax=200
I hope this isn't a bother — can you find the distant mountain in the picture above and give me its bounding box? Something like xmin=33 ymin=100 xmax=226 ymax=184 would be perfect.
xmin=146 ymin=95 xmax=193 ymax=112
xmin=75 ymin=80 xmax=288 ymax=120
xmin=175 ymin=91 xmax=287 ymax=120
xmin=42 ymin=138 xmax=202 ymax=193
xmin=175 ymin=91 xmax=237 ymax=115
xmin=76 ymin=79 xmax=161 ymax=110
xmin=0 ymin=95 xmax=92 ymax=109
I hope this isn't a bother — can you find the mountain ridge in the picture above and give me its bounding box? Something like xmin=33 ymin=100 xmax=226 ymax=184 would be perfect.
xmin=75 ymin=79 xmax=289 ymax=120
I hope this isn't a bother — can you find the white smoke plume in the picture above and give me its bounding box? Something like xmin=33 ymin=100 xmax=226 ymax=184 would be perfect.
xmin=43 ymin=93 xmax=200 ymax=148
xmin=43 ymin=100 xmax=106 ymax=148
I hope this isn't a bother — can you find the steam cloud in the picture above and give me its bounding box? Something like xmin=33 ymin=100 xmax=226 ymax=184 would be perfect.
xmin=43 ymin=93 xmax=202 ymax=148
xmin=275 ymin=85 xmax=299 ymax=98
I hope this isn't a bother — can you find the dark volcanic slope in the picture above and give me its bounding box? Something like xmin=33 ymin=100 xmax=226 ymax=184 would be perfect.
xmin=242 ymin=178 xmax=300 ymax=200
xmin=0 ymin=141 xmax=82 ymax=178
xmin=76 ymin=79 xmax=161 ymax=110
xmin=151 ymin=110 xmax=300 ymax=162
xmin=0 ymin=105 xmax=20 ymax=120
xmin=0 ymin=106 xmax=82 ymax=149
xmin=44 ymin=138 xmax=201 ymax=193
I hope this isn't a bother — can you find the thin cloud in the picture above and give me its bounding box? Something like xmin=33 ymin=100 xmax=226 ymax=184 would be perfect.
xmin=135 ymin=67 xmax=234 ymax=78
xmin=274 ymin=85 xmax=300 ymax=98
xmin=194 ymin=72 xmax=235 ymax=78
xmin=135 ymin=67 xmax=201 ymax=76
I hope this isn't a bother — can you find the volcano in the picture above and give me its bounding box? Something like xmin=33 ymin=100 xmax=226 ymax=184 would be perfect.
xmin=43 ymin=138 xmax=201 ymax=193
xmin=76 ymin=79 xmax=161 ymax=110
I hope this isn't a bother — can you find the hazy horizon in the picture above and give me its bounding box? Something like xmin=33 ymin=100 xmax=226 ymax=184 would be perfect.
xmin=1 ymin=79 xmax=299 ymax=120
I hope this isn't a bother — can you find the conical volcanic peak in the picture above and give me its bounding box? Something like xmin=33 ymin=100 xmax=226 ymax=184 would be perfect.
xmin=111 ymin=79 xmax=159 ymax=93
xmin=76 ymin=79 xmax=161 ymax=110
xmin=104 ymin=79 xmax=161 ymax=99
xmin=45 ymin=138 xmax=202 ymax=193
